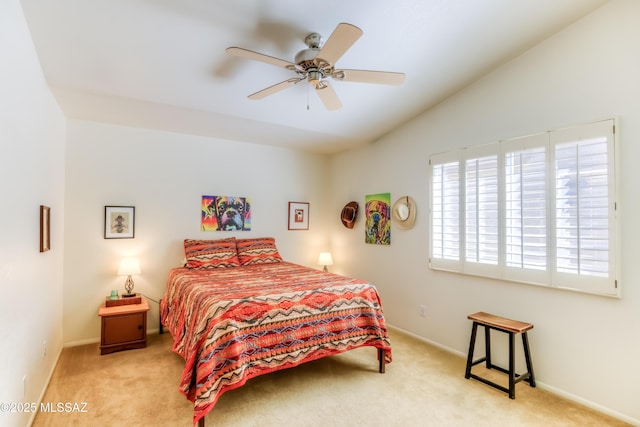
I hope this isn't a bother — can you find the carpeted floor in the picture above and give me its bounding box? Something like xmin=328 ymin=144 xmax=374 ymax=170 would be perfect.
xmin=32 ymin=328 xmax=630 ymax=427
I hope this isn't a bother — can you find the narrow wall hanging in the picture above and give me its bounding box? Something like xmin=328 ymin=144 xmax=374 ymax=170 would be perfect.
xmin=40 ymin=205 xmax=50 ymax=252
xmin=365 ymin=193 xmax=391 ymax=245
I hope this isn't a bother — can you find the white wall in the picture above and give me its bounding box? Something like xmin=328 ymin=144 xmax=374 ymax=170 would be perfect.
xmin=63 ymin=120 xmax=330 ymax=345
xmin=330 ymin=0 xmax=639 ymax=424
xmin=0 ymin=1 xmax=66 ymax=426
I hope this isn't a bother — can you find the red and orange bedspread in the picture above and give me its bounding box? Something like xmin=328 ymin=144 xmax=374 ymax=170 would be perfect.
xmin=160 ymin=262 xmax=391 ymax=424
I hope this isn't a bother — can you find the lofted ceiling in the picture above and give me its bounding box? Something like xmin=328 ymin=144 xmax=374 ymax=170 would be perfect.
xmin=20 ymin=0 xmax=607 ymax=154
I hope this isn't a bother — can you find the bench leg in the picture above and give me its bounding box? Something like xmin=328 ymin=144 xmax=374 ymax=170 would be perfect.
xmin=465 ymin=322 xmax=479 ymax=379
xmin=484 ymin=324 xmax=492 ymax=369
xmin=508 ymin=331 xmax=516 ymax=399
xmin=522 ymin=332 xmax=536 ymax=387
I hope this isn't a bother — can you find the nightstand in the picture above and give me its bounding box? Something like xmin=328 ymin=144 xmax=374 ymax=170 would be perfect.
xmin=98 ymin=298 xmax=149 ymax=355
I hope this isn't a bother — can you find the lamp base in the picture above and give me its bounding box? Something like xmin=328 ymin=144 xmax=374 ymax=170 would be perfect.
xmin=122 ymin=293 xmax=137 ymax=298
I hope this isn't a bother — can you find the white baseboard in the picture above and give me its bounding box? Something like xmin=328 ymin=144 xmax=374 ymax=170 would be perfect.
xmin=26 ymin=345 xmax=64 ymax=427
xmin=63 ymin=337 xmax=99 ymax=347
xmin=387 ymin=323 xmax=467 ymax=357
xmin=534 ymin=382 xmax=639 ymax=426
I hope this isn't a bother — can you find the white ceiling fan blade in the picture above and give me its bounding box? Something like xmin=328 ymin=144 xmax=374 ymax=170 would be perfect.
xmin=226 ymin=47 xmax=295 ymax=69
xmin=333 ymin=69 xmax=406 ymax=85
xmin=316 ymin=23 xmax=363 ymax=65
xmin=248 ymin=78 xmax=304 ymax=100
xmin=315 ymin=82 xmax=342 ymax=110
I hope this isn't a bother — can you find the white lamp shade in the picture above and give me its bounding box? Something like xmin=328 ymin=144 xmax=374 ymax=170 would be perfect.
xmin=118 ymin=257 xmax=141 ymax=276
xmin=317 ymin=252 xmax=333 ymax=266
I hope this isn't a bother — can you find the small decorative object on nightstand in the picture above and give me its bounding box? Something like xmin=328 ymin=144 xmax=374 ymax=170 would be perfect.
xmin=98 ymin=297 xmax=149 ymax=355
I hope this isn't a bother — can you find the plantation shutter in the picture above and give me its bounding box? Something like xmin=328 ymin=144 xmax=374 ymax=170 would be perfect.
xmin=503 ymin=133 xmax=550 ymax=285
xmin=551 ymin=119 xmax=616 ymax=294
xmin=430 ymin=151 xmax=461 ymax=272
xmin=463 ymin=144 xmax=500 ymax=277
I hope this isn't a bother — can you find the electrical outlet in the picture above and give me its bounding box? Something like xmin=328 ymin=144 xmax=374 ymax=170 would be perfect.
xmin=43 ymin=340 xmax=47 ymax=358
xmin=419 ymin=305 xmax=426 ymax=317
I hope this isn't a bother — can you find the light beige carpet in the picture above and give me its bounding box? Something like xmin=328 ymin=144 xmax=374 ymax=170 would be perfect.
xmin=33 ymin=329 xmax=629 ymax=427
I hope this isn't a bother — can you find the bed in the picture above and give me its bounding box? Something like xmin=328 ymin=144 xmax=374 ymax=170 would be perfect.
xmin=160 ymin=237 xmax=391 ymax=426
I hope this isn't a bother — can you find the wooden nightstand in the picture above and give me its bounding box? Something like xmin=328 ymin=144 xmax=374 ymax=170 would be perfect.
xmin=98 ymin=298 xmax=149 ymax=355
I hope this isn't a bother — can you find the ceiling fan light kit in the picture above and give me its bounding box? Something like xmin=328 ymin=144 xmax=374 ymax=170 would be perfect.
xmin=227 ymin=23 xmax=405 ymax=110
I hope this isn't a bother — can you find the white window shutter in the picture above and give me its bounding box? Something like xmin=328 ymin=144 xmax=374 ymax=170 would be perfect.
xmin=463 ymin=144 xmax=500 ymax=278
xmin=503 ymin=133 xmax=550 ymax=285
xmin=430 ymin=151 xmax=462 ymax=272
xmin=551 ymin=119 xmax=617 ymax=295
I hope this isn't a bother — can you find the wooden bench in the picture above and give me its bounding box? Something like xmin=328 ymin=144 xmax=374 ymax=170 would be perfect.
xmin=464 ymin=312 xmax=536 ymax=399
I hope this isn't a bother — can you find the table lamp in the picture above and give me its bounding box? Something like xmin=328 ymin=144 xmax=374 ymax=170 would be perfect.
xmin=118 ymin=257 xmax=141 ymax=297
xmin=317 ymin=252 xmax=333 ymax=272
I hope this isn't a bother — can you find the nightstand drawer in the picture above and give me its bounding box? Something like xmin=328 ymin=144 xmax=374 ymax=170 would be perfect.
xmin=102 ymin=312 xmax=145 ymax=345
xmin=99 ymin=298 xmax=149 ymax=355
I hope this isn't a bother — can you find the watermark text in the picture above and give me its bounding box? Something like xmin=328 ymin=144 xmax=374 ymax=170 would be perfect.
xmin=0 ymin=402 xmax=88 ymax=413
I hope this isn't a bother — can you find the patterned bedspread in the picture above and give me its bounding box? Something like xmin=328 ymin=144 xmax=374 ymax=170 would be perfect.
xmin=160 ymin=262 xmax=391 ymax=424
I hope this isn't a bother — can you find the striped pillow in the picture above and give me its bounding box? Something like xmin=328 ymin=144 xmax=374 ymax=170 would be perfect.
xmin=184 ymin=238 xmax=239 ymax=269
xmin=236 ymin=237 xmax=283 ymax=265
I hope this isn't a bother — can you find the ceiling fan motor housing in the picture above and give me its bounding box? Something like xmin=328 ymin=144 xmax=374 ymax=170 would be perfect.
xmin=294 ymin=48 xmax=320 ymax=67
xmin=294 ymin=47 xmax=329 ymax=87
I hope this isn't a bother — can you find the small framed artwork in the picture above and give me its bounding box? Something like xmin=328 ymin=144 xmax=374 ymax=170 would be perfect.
xmin=40 ymin=205 xmax=50 ymax=252
xmin=104 ymin=206 xmax=135 ymax=239
xmin=288 ymin=202 xmax=309 ymax=230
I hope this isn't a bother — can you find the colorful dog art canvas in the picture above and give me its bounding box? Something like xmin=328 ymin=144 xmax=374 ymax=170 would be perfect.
xmin=365 ymin=193 xmax=391 ymax=245
xmin=201 ymin=195 xmax=251 ymax=231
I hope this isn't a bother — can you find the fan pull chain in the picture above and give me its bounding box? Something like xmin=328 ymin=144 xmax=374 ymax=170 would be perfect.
xmin=307 ymin=84 xmax=310 ymax=110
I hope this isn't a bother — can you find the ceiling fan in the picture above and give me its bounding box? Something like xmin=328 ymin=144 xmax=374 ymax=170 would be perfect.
xmin=226 ymin=23 xmax=405 ymax=110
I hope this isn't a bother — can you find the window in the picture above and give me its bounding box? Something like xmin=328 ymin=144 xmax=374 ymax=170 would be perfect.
xmin=429 ymin=119 xmax=618 ymax=296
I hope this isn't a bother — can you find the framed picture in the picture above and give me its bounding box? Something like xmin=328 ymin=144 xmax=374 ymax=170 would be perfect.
xmin=104 ymin=206 xmax=135 ymax=239
xmin=201 ymin=195 xmax=251 ymax=231
xmin=40 ymin=205 xmax=50 ymax=252
xmin=288 ymin=202 xmax=309 ymax=230
xmin=365 ymin=193 xmax=391 ymax=245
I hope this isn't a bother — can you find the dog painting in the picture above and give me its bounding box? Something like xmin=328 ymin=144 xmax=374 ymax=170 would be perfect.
xmin=201 ymin=195 xmax=251 ymax=231
xmin=365 ymin=193 xmax=391 ymax=245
